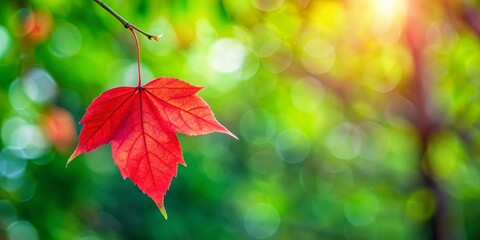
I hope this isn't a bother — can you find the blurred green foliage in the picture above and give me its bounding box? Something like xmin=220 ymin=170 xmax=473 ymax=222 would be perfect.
xmin=1 ymin=0 xmax=480 ymax=239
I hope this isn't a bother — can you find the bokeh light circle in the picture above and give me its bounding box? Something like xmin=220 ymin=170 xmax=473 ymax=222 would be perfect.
xmin=244 ymin=203 xmax=280 ymax=239
xmin=291 ymin=78 xmax=325 ymax=112
xmin=0 ymin=25 xmax=11 ymax=58
xmin=363 ymin=55 xmax=402 ymax=93
xmin=240 ymin=109 xmax=276 ymax=145
xmin=259 ymin=38 xmax=293 ymax=73
xmin=0 ymin=200 xmax=17 ymax=229
xmin=359 ymin=122 xmax=389 ymax=160
xmin=8 ymin=80 xmax=32 ymax=110
xmin=0 ymin=150 xmax=27 ymax=179
xmin=209 ymin=38 xmax=246 ymax=73
xmin=325 ymin=123 xmax=363 ymax=159
xmin=275 ymin=128 xmax=311 ymax=164
xmin=343 ymin=189 xmax=380 ymax=226
xmin=406 ymin=188 xmax=436 ymax=221
xmin=425 ymin=20 xmax=458 ymax=54
xmin=50 ymin=22 xmax=82 ymax=58
xmin=251 ymin=0 xmax=284 ymax=12
xmin=22 ymin=67 xmax=58 ymax=104
xmin=1 ymin=117 xmax=50 ymax=159
xmin=301 ymin=38 xmax=336 ymax=75
xmin=7 ymin=221 xmax=39 ymax=240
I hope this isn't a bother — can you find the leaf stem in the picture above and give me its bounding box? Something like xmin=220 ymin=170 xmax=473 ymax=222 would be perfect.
xmin=129 ymin=27 xmax=142 ymax=86
xmin=92 ymin=0 xmax=162 ymax=41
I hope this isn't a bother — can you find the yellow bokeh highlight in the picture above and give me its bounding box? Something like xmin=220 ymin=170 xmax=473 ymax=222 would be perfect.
xmin=406 ymin=188 xmax=436 ymax=222
xmin=427 ymin=131 xmax=464 ymax=179
xmin=308 ymin=1 xmax=346 ymax=36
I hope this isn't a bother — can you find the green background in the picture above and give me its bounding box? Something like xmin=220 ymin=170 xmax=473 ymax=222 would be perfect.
xmin=1 ymin=0 xmax=479 ymax=239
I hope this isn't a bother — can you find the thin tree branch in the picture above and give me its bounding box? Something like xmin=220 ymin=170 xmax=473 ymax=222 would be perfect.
xmin=440 ymin=0 xmax=480 ymax=40
xmin=92 ymin=0 xmax=162 ymax=41
xmin=462 ymin=4 xmax=480 ymax=38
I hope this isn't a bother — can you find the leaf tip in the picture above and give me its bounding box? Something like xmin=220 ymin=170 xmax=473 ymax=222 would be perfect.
xmin=66 ymin=157 xmax=74 ymax=168
xmin=66 ymin=147 xmax=82 ymax=167
xmin=224 ymin=129 xmax=238 ymax=140
xmin=159 ymin=206 xmax=168 ymax=220
xmin=230 ymin=132 xmax=239 ymax=140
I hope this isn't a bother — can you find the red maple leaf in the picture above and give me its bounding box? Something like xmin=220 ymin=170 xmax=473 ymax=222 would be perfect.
xmin=68 ymin=77 xmax=236 ymax=218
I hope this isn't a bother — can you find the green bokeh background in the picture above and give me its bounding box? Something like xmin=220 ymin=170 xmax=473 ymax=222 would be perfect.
xmin=1 ymin=0 xmax=480 ymax=239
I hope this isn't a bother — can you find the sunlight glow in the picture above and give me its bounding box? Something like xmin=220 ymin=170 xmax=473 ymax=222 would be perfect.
xmin=373 ymin=0 xmax=404 ymax=20
xmin=368 ymin=0 xmax=407 ymax=44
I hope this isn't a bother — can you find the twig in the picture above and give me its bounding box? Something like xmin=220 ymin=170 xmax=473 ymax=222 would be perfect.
xmin=92 ymin=0 xmax=162 ymax=41
xmin=128 ymin=26 xmax=142 ymax=86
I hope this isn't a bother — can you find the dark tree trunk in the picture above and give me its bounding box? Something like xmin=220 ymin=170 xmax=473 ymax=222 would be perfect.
xmin=405 ymin=1 xmax=453 ymax=239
